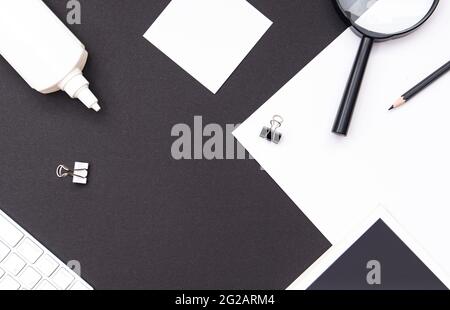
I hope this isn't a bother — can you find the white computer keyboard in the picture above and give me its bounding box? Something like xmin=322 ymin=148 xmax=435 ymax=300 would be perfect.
xmin=0 ymin=209 xmax=93 ymax=290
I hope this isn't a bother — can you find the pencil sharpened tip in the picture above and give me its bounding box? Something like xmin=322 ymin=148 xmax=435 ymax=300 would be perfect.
xmin=391 ymin=97 xmax=406 ymax=110
xmin=388 ymin=105 xmax=394 ymax=111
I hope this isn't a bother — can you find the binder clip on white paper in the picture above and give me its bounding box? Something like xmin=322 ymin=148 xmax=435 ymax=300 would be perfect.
xmin=56 ymin=162 xmax=89 ymax=185
xmin=260 ymin=115 xmax=283 ymax=144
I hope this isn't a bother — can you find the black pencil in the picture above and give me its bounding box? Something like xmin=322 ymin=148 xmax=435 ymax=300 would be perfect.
xmin=389 ymin=60 xmax=450 ymax=110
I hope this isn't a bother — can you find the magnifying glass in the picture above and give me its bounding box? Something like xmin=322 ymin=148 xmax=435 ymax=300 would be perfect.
xmin=332 ymin=0 xmax=439 ymax=136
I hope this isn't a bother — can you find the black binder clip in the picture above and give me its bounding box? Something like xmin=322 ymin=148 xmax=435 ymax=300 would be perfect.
xmin=260 ymin=115 xmax=283 ymax=144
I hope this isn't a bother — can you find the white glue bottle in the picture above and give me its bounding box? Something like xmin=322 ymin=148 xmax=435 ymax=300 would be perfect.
xmin=0 ymin=0 xmax=100 ymax=112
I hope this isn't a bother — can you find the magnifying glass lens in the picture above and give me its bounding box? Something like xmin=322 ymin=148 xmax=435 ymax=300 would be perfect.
xmin=341 ymin=0 xmax=436 ymax=35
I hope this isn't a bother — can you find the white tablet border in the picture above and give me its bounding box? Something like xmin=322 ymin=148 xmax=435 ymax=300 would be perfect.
xmin=287 ymin=205 xmax=450 ymax=290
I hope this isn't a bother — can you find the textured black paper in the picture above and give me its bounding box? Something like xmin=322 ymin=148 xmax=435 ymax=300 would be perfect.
xmin=0 ymin=0 xmax=345 ymax=289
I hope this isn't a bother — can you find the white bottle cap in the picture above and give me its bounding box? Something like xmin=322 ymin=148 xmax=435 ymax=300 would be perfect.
xmin=59 ymin=69 xmax=101 ymax=112
xmin=77 ymin=87 xmax=101 ymax=112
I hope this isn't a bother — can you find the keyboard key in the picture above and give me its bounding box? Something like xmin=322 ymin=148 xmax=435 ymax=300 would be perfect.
xmin=0 ymin=275 xmax=21 ymax=290
xmin=35 ymin=254 xmax=59 ymax=277
xmin=16 ymin=238 xmax=43 ymax=263
xmin=1 ymin=253 xmax=26 ymax=275
xmin=35 ymin=280 xmax=57 ymax=290
xmin=51 ymin=268 xmax=74 ymax=289
xmin=18 ymin=266 xmax=41 ymax=289
xmin=0 ymin=241 xmax=10 ymax=262
xmin=69 ymin=281 xmax=91 ymax=290
xmin=0 ymin=213 xmax=24 ymax=247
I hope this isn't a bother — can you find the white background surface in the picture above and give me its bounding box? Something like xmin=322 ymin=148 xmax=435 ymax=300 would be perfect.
xmin=144 ymin=0 xmax=272 ymax=94
xmin=234 ymin=1 xmax=450 ymax=277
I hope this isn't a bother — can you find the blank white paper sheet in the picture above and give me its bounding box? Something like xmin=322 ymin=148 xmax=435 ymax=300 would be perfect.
xmin=144 ymin=0 xmax=272 ymax=94
xmin=234 ymin=1 xmax=450 ymax=276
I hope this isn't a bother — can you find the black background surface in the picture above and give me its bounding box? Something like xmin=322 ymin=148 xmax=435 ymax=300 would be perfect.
xmin=0 ymin=0 xmax=345 ymax=289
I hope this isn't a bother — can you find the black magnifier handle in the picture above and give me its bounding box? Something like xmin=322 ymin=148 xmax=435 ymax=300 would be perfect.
xmin=333 ymin=36 xmax=374 ymax=136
